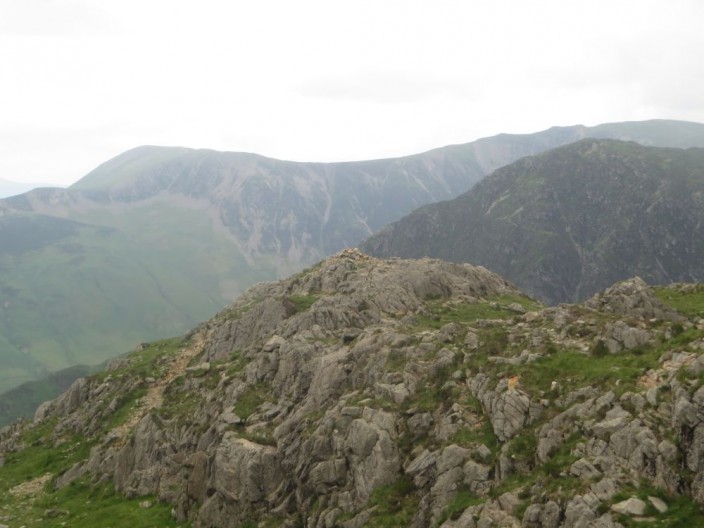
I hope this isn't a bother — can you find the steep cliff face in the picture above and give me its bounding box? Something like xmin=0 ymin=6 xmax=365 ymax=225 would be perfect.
xmin=2 ymin=251 xmax=704 ymax=527
xmin=363 ymin=139 xmax=704 ymax=306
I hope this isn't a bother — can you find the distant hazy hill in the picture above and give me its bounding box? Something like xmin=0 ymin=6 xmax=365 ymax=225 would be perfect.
xmin=1 ymin=119 xmax=704 ymax=397
xmin=362 ymin=139 xmax=704 ymax=304
xmin=0 ymin=178 xmax=55 ymax=199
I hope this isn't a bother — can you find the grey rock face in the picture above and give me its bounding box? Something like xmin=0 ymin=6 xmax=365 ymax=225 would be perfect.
xmin=586 ymin=277 xmax=683 ymax=322
xmin=611 ymin=497 xmax=646 ymax=516
xmin=10 ymin=251 xmax=704 ymax=528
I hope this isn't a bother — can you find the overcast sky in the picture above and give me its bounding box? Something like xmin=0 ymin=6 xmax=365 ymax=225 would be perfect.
xmin=2 ymin=0 xmax=703 ymax=185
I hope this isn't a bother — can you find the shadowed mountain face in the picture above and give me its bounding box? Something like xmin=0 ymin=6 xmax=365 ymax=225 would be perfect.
xmin=362 ymin=139 xmax=704 ymax=304
xmin=1 ymin=119 xmax=704 ymax=395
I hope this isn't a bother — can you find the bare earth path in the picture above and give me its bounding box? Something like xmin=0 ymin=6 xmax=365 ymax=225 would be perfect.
xmin=107 ymin=329 xmax=209 ymax=446
xmin=6 ymin=329 xmax=209 ymax=503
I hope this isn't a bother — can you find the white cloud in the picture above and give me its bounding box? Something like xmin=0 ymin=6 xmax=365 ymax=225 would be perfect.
xmin=1 ymin=0 xmax=703 ymax=184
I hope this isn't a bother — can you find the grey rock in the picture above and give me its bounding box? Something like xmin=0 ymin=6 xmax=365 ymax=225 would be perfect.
xmin=592 ymin=414 xmax=631 ymax=439
xmin=310 ymin=458 xmax=347 ymax=488
xmin=437 ymin=322 xmax=465 ymax=343
xmin=185 ymin=362 xmax=210 ymax=374
xmin=611 ymin=497 xmax=646 ymax=516
xmin=522 ymin=504 xmax=542 ymax=527
xmin=507 ymin=302 xmax=525 ymax=314
xmin=407 ymin=412 xmax=433 ymax=434
xmin=407 ymin=449 xmax=437 ymax=477
xmin=590 ymin=478 xmax=618 ymax=501
xmin=658 ymin=440 xmax=678 ymax=463
xmin=540 ymin=501 xmax=561 ymax=528
xmin=463 ymin=460 xmax=492 ymax=496
xmin=473 ymin=444 xmax=492 ymax=463
xmin=464 ymin=331 xmax=480 ymax=350
xmin=563 ymin=496 xmax=596 ymax=528
xmin=648 ymin=496 xmax=668 ymax=513
xmin=211 ymin=433 xmax=283 ymax=504
xmin=497 ymin=491 xmax=520 ymax=515
xmin=485 ymin=388 xmax=531 ymax=442
xmin=586 ymin=277 xmax=683 ymax=322
xmin=570 ymin=458 xmax=602 ymax=479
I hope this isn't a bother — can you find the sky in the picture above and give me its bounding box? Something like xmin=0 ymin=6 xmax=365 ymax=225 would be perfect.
xmin=1 ymin=0 xmax=704 ymax=186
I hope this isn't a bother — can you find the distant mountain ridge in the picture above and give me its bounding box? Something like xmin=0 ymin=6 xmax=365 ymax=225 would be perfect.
xmin=1 ymin=119 xmax=704 ymax=398
xmin=0 ymin=177 xmax=56 ymax=199
xmin=362 ymin=138 xmax=704 ymax=304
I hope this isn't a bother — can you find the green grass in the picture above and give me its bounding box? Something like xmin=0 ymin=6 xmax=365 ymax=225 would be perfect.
xmin=100 ymin=337 xmax=184 ymax=381
xmin=412 ymin=296 xmax=533 ymax=330
xmin=655 ymin=285 xmax=704 ymax=319
xmin=0 ymin=422 xmax=92 ymax=492
xmin=106 ymin=387 xmax=147 ymax=429
xmin=434 ymin=489 xmax=484 ymax=526
xmin=237 ymin=425 xmax=277 ymax=447
xmin=366 ymin=476 xmax=417 ymax=527
xmin=285 ymin=294 xmax=320 ymax=314
xmin=515 ymin=346 xmax=662 ymax=398
xmin=0 ymin=412 xmax=185 ymax=527
xmin=540 ymin=434 xmax=581 ymax=481
xmin=0 ymin=201 xmax=278 ymax=395
xmin=451 ymin=420 xmax=498 ymax=455
xmin=609 ymin=482 xmax=704 ymax=527
xmin=22 ymin=480 xmax=188 ymax=527
xmin=233 ymin=383 xmax=273 ymax=420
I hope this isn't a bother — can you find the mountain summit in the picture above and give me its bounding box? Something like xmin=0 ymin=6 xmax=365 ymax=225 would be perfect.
xmin=1 ymin=250 xmax=704 ymax=526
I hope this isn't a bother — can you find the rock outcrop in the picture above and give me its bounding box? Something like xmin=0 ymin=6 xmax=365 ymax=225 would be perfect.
xmin=2 ymin=252 xmax=704 ymax=527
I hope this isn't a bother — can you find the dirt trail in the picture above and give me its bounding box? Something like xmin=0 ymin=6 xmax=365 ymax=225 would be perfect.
xmin=8 ymin=473 xmax=52 ymax=498
xmin=6 ymin=330 xmax=210 ymax=500
xmin=107 ymin=329 xmax=209 ymax=446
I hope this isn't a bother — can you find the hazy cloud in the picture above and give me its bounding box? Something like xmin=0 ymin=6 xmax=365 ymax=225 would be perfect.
xmin=1 ymin=0 xmax=703 ymax=184
xmin=0 ymin=0 xmax=117 ymax=37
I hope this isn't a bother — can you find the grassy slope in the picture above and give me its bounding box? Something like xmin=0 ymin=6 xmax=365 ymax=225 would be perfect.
xmin=0 ymin=203 xmax=274 ymax=394
xmin=0 ymin=338 xmax=189 ymax=527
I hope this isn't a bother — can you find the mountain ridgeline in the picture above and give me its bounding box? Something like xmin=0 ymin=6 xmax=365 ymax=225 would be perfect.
xmin=2 ymin=250 xmax=704 ymax=527
xmin=363 ymin=139 xmax=704 ymax=305
xmin=1 ymin=119 xmax=704 ymax=398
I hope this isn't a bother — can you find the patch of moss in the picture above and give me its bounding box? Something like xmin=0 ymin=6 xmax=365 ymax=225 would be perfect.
xmin=284 ymin=294 xmax=320 ymax=315
xmin=233 ymin=383 xmax=273 ymax=420
xmin=96 ymin=337 xmax=185 ymax=382
xmin=435 ymin=489 xmax=484 ymax=526
xmin=26 ymin=479 xmax=186 ymax=527
xmin=609 ymin=481 xmax=704 ymax=527
xmin=366 ymin=476 xmax=417 ymax=527
xmin=0 ymin=425 xmax=94 ymax=494
xmin=106 ymin=387 xmax=148 ymax=429
xmin=655 ymin=285 xmax=704 ymax=319
xmin=451 ymin=421 xmax=498 ymax=456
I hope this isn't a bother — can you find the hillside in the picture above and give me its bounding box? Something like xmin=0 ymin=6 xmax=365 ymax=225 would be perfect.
xmin=1 ymin=119 xmax=704 ymax=398
xmin=1 ymin=250 xmax=704 ymax=527
xmin=363 ymin=139 xmax=704 ymax=305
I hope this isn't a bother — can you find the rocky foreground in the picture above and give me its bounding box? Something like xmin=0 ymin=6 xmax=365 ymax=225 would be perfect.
xmin=1 ymin=249 xmax=704 ymax=527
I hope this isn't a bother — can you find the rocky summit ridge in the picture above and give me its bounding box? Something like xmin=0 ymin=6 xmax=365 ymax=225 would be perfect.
xmin=1 ymin=250 xmax=704 ymax=527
